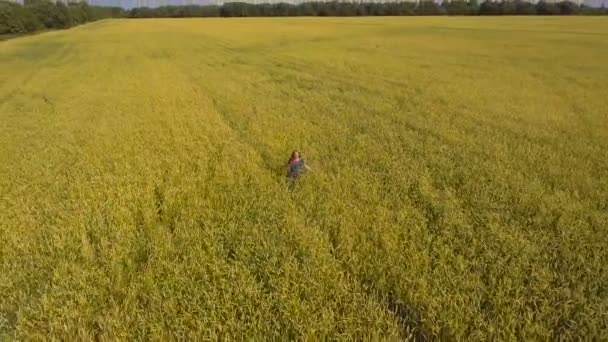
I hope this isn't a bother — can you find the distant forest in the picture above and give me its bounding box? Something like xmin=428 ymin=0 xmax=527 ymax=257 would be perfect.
xmin=1 ymin=0 xmax=123 ymax=35
xmin=130 ymin=1 xmax=608 ymax=17
xmin=2 ymin=0 xmax=607 ymax=36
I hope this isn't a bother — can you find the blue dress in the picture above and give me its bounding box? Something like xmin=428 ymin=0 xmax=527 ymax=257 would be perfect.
xmin=288 ymin=159 xmax=306 ymax=180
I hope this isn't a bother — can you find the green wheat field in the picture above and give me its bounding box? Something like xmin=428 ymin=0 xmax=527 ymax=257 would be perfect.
xmin=1 ymin=17 xmax=607 ymax=340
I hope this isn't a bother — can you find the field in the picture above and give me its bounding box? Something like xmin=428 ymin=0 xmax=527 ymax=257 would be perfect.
xmin=1 ymin=17 xmax=608 ymax=340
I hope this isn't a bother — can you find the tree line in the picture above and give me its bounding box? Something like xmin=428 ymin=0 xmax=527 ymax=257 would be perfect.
xmin=1 ymin=0 xmax=124 ymax=35
xmin=129 ymin=1 xmax=607 ymax=17
xmin=2 ymin=0 xmax=607 ymax=36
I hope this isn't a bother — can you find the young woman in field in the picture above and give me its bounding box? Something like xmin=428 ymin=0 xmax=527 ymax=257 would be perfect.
xmin=287 ymin=150 xmax=311 ymax=183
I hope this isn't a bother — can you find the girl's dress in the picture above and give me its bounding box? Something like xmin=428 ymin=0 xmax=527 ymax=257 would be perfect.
xmin=288 ymin=159 xmax=306 ymax=180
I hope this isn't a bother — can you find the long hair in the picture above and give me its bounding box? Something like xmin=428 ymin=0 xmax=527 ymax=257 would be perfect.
xmin=287 ymin=150 xmax=300 ymax=165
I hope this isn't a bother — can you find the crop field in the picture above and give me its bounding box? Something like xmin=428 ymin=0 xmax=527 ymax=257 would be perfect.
xmin=1 ymin=17 xmax=608 ymax=340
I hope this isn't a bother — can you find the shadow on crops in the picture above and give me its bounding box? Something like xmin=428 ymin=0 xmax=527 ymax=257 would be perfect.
xmin=154 ymin=184 xmax=179 ymax=235
xmin=0 ymin=310 xmax=17 ymax=339
xmin=329 ymin=234 xmax=439 ymax=339
xmin=132 ymin=207 xmax=151 ymax=270
xmin=360 ymin=277 xmax=433 ymax=341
